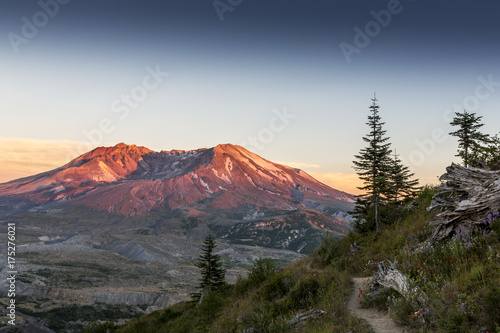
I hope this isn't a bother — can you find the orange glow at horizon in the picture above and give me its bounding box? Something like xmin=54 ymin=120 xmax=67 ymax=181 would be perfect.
xmin=309 ymin=172 xmax=364 ymax=195
xmin=0 ymin=138 xmax=86 ymax=183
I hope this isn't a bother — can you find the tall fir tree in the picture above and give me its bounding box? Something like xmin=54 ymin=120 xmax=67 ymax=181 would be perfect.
xmin=449 ymin=110 xmax=490 ymax=167
xmin=352 ymin=96 xmax=393 ymax=232
xmin=387 ymin=150 xmax=420 ymax=203
xmin=193 ymin=234 xmax=226 ymax=299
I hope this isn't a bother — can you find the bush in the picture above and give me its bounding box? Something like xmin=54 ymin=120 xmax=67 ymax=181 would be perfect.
xmin=261 ymin=271 xmax=295 ymax=301
xmin=247 ymin=258 xmax=277 ymax=287
xmin=288 ymin=276 xmax=320 ymax=308
xmin=198 ymin=287 xmax=229 ymax=323
xmin=478 ymin=283 xmax=500 ymax=331
xmin=234 ymin=258 xmax=277 ymax=296
xmin=158 ymin=308 xmax=182 ymax=323
xmin=437 ymin=309 xmax=477 ymax=333
xmin=313 ymin=233 xmax=346 ymax=266
xmin=388 ymin=295 xmax=416 ymax=326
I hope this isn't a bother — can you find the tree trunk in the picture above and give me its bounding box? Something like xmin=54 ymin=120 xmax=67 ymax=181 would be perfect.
xmin=285 ymin=309 xmax=327 ymax=328
xmin=428 ymin=163 xmax=500 ymax=240
xmin=465 ymin=145 xmax=468 ymax=168
xmin=370 ymin=260 xmax=410 ymax=296
xmin=370 ymin=260 xmax=427 ymax=305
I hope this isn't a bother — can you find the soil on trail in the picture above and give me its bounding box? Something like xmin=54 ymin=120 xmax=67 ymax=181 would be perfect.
xmin=348 ymin=277 xmax=405 ymax=333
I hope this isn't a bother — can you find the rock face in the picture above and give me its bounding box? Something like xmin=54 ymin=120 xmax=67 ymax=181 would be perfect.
xmin=6 ymin=282 xmax=174 ymax=307
xmin=0 ymin=143 xmax=354 ymax=217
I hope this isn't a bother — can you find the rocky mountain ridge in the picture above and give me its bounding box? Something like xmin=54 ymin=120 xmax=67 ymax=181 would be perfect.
xmin=0 ymin=143 xmax=354 ymax=217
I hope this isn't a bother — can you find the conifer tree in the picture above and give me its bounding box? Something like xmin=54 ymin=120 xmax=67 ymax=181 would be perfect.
xmin=193 ymin=234 xmax=226 ymax=299
xmin=388 ymin=150 xmax=420 ymax=203
xmin=352 ymin=96 xmax=392 ymax=232
xmin=449 ymin=110 xmax=490 ymax=167
xmin=468 ymin=133 xmax=500 ymax=169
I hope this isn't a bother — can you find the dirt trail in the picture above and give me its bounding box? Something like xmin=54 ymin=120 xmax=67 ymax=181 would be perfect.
xmin=348 ymin=277 xmax=404 ymax=333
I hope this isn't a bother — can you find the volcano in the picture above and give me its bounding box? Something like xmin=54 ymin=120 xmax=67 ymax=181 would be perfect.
xmin=0 ymin=143 xmax=356 ymax=309
xmin=0 ymin=143 xmax=354 ymax=218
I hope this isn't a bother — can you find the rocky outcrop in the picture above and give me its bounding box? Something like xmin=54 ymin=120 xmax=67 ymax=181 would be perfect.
xmin=11 ymin=283 xmax=176 ymax=308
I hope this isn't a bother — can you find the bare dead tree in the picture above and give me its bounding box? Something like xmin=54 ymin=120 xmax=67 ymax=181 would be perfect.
xmin=428 ymin=163 xmax=500 ymax=240
xmin=370 ymin=260 xmax=427 ymax=305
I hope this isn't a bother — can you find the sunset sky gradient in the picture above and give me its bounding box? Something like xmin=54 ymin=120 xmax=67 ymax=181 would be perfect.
xmin=2 ymin=0 xmax=500 ymax=194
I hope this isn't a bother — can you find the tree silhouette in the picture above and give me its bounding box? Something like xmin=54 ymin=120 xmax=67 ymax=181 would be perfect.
xmin=352 ymin=96 xmax=392 ymax=232
xmin=193 ymin=234 xmax=226 ymax=299
xmin=387 ymin=150 xmax=420 ymax=203
xmin=449 ymin=110 xmax=490 ymax=167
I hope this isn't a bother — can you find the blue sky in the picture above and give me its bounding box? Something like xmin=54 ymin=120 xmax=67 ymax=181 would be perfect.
xmin=2 ymin=0 xmax=500 ymax=193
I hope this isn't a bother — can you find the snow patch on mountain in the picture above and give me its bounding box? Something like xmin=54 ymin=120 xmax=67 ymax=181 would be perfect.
xmin=212 ymin=169 xmax=231 ymax=183
xmin=199 ymin=179 xmax=213 ymax=194
xmin=225 ymin=157 xmax=233 ymax=175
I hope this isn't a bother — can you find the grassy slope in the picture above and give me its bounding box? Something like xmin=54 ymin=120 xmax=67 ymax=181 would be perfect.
xmin=89 ymin=187 xmax=500 ymax=333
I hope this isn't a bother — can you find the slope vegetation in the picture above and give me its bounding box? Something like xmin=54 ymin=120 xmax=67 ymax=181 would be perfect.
xmin=95 ymin=187 xmax=500 ymax=333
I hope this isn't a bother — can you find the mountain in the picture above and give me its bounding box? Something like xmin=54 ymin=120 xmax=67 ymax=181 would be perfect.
xmin=0 ymin=143 xmax=355 ymax=320
xmin=0 ymin=143 xmax=354 ymax=217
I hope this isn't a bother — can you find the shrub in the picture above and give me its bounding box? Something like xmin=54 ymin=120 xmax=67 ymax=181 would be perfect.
xmin=288 ymin=276 xmax=320 ymax=308
xmin=313 ymin=233 xmax=346 ymax=266
xmin=234 ymin=258 xmax=278 ymax=296
xmin=437 ymin=309 xmax=477 ymax=333
xmin=158 ymin=308 xmax=182 ymax=323
xmin=261 ymin=271 xmax=295 ymax=301
xmin=478 ymin=283 xmax=500 ymax=331
xmin=247 ymin=258 xmax=277 ymax=287
xmin=198 ymin=288 xmax=228 ymax=323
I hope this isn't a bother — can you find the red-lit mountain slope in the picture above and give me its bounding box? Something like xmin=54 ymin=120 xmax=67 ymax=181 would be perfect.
xmin=0 ymin=143 xmax=354 ymax=217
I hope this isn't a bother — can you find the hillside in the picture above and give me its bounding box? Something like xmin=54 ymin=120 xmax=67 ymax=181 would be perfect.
xmin=0 ymin=143 xmax=356 ymax=331
xmin=95 ymin=187 xmax=500 ymax=333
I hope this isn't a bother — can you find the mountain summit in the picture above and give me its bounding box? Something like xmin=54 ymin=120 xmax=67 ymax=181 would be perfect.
xmin=0 ymin=143 xmax=354 ymax=216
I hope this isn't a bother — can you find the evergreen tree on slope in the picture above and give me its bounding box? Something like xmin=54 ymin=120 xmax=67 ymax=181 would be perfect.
xmin=388 ymin=150 xmax=420 ymax=203
xmin=449 ymin=110 xmax=490 ymax=168
xmin=193 ymin=234 xmax=226 ymax=300
xmin=352 ymin=96 xmax=393 ymax=232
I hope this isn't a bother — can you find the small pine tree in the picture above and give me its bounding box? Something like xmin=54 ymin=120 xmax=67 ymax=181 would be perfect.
xmin=469 ymin=133 xmax=500 ymax=169
xmin=449 ymin=110 xmax=490 ymax=167
xmin=193 ymin=234 xmax=226 ymax=299
xmin=352 ymin=95 xmax=393 ymax=232
xmin=387 ymin=150 xmax=420 ymax=203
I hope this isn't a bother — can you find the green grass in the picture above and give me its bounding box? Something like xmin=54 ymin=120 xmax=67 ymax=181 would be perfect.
xmin=323 ymin=187 xmax=500 ymax=332
xmin=91 ymin=258 xmax=373 ymax=333
xmin=97 ymin=186 xmax=500 ymax=333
